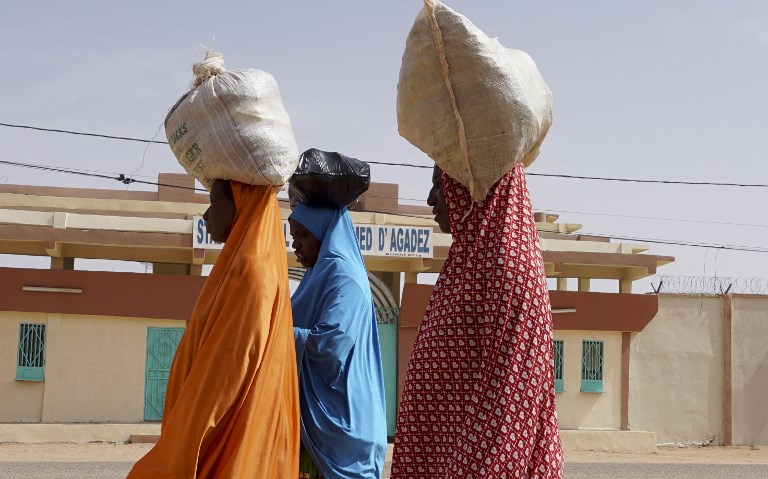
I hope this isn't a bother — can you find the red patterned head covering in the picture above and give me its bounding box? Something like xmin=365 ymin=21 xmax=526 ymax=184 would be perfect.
xmin=392 ymin=163 xmax=563 ymax=478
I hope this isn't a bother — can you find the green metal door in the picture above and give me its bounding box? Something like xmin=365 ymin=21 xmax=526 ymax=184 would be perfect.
xmin=144 ymin=327 xmax=185 ymax=421
xmin=375 ymin=307 xmax=399 ymax=437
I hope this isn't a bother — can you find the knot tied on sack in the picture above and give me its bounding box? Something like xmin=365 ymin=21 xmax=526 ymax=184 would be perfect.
xmin=192 ymin=51 xmax=226 ymax=87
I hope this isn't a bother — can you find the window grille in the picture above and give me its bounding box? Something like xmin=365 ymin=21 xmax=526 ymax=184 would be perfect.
xmin=553 ymin=339 xmax=564 ymax=393
xmin=581 ymin=340 xmax=604 ymax=393
xmin=375 ymin=307 xmax=399 ymax=325
xmin=16 ymin=323 xmax=46 ymax=381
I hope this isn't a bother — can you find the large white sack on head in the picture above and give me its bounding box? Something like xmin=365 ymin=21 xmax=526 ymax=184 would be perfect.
xmin=165 ymin=52 xmax=299 ymax=190
xmin=397 ymin=0 xmax=553 ymax=202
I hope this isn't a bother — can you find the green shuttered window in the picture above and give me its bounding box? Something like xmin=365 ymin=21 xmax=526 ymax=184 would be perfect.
xmin=144 ymin=327 xmax=185 ymax=421
xmin=16 ymin=323 xmax=46 ymax=381
xmin=553 ymin=339 xmax=564 ymax=393
xmin=581 ymin=340 xmax=605 ymax=393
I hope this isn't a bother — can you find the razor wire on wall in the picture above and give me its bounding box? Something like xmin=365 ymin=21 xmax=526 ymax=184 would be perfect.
xmin=650 ymin=275 xmax=768 ymax=295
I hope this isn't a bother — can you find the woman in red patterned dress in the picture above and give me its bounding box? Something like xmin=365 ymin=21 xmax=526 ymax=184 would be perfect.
xmin=391 ymin=163 xmax=563 ymax=479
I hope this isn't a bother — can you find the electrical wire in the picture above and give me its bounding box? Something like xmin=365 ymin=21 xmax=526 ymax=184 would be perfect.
xmin=532 ymin=208 xmax=768 ymax=229
xmin=0 ymin=122 xmax=168 ymax=145
xmin=572 ymin=232 xmax=768 ymax=254
xmin=0 ymin=159 xmax=207 ymax=192
xmin=525 ymin=172 xmax=768 ymax=188
xmin=4 ymin=158 xmax=768 ymax=235
xmin=1 ymin=150 xmax=766 ymax=253
xmin=2 ymin=121 xmax=767 ymax=187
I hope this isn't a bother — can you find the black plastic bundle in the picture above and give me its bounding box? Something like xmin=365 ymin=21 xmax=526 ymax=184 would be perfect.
xmin=288 ymin=148 xmax=371 ymax=209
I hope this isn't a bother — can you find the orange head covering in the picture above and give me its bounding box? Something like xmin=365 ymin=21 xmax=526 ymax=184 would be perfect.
xmin=128 ymin=182 xmax=300 ymax=479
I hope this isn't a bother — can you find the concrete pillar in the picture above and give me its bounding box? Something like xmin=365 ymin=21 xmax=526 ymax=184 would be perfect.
xmin=723 ymin=295 xmax=733 ymax=446
xmin=375 ymin=272 xmax=405 ymax=307
xmin=621 ymin=332 xmax=631 ymax=431
xmin=557 ymin=277 xmax=568 ymax=291
xmin=619 ymin=279 xmax=632 ymax=294
xmin=392 ymin=273 xmax=403 ymax=306
xmin=578 ymin=278 xmax=591 ymax=292
xmin=158 ymin=173 xmax=196 ymax=203
xmin=41 ymin=314 xmax=62 ymax=423
xmin=50 ymin=257 xmax=74 ymax=270
xmin=152 ymin=263 xmax=191 ymax=275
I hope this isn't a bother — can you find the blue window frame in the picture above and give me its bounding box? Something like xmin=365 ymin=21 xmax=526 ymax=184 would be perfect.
xmin=553 ymin=339 xmax=564 ymax=393
xmin=16 ymin=323 xmax=46 ymax=381
xmin=581 ymin=340 xmax=604 ymax=393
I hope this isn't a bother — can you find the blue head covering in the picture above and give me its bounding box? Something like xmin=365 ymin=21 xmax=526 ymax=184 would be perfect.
xmin=289 ymin=203 xmax=387 ymax=479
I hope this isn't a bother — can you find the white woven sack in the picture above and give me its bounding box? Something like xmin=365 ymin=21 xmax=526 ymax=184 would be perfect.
xmin=165 ymin=52 xmax=299 ymax=190
xmin=398 ymin=0 xmax=553 ymax=202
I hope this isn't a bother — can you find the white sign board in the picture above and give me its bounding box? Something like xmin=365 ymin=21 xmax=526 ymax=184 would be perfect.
xmin=353 ymin=224 xmax=432 ymax=258
xmin=192 ymin=216 xmax=432 ymax=258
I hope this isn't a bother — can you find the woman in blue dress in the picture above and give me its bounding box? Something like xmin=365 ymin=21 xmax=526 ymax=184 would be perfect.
xmin=289 ymin=203 xmax=388 ymax=479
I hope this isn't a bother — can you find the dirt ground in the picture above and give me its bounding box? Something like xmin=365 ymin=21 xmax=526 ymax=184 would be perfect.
xmin=0 ymin=442 xmax=767 ymax=465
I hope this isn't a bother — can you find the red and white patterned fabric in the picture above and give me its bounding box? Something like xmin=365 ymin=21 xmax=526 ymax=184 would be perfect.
xmin=391 ymin=163 xmax=563 ymax=479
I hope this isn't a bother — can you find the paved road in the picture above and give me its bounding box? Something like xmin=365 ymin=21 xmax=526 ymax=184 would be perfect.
xmin=566 ymin=463 xmax=768 ymax=478
xmin=0 ymin=462 xmax=131 ymax=478
xmin=2 ymin=462 xmax=768 ymax=478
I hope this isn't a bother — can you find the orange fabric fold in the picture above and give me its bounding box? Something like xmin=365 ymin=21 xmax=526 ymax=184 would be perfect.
xmin=128 ymin=183 xmax=300 ymax=479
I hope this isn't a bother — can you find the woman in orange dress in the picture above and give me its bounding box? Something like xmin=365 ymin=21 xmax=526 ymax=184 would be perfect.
xmin=127 ymin=179 xmax=300 ymax=478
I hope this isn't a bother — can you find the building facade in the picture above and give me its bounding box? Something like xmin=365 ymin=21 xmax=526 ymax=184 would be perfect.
xmin=3 ymin=173 xmax=764 ymax=448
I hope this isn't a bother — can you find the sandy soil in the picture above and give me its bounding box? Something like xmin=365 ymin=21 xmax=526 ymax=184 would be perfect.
xmin=1 ymin=442 xmax=767 ymax=465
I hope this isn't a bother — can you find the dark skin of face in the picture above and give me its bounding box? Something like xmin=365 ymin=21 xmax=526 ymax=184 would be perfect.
xmin=427 ymin=165 xmax=451 ymax=234
xmin=289 ymin=219 xmax=321 ymax=268
xmin=202 ymin=179 xmax=236 ymax=243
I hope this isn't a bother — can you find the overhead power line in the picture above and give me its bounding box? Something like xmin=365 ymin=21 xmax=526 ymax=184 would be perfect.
xmin=2 ymin=121 xmax=767 ymax=188
xmin=534 ymin=208 xmax=768 ymax=229
xmin=526 ymin=172 xmax=767 ymax=188
xmin=4 ymin=158 xmax=768 ymax=231
xmin=574 ymin=232 xmax=768 ymax=254
xmin=1 ymin=157 xmax=765 ymax=254
xmin=351 ymin=196 xmax=768 ymax=229
xmin=0 ymin=122 xmax=168 ymax=145
xmin=0 ymin=159 xmax=207 ymax=192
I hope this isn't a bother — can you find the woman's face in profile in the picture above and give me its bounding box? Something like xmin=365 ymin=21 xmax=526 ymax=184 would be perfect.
xmin=203 ymin=180 xmax=236 ymax=243
xmin=289 ymin=219 xmax=321 ymax=268
xmin=427 ymin=166 xmax=450 ymax=234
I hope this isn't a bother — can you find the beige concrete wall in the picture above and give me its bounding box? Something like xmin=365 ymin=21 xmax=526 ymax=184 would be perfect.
xmin=628 ymin=296 xmax=724 ymax=444
xmin=0 ymin=312 xmax=46 ymax=422
xmin=48 ymin=314 xmax=183 ymax=423
xmin=1 ymin=311 xmax=183 ymax=423
xmin=731 ymin=296 xmax=768 ymax=445
xmin=553 ymin=330 xmax=622 ymax=430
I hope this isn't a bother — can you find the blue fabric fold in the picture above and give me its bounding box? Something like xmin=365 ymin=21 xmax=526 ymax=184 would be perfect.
xmin=290 ymin=204 xmax=387 ymax=479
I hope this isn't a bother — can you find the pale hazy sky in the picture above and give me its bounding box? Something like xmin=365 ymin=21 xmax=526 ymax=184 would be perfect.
xmin=1 ymin=0 xmax=766 ymax=290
